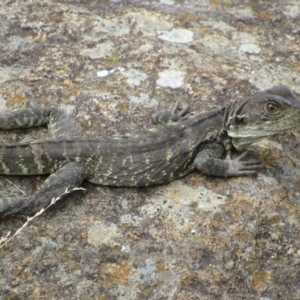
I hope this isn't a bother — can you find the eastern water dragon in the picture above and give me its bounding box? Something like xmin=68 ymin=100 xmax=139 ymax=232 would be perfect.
xmin=1 ymin=85 xmax=300 ymax=219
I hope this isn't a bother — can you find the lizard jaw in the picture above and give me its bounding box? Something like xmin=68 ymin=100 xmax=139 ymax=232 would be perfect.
xmin=231 ymin=136 xmax=265 ymax=151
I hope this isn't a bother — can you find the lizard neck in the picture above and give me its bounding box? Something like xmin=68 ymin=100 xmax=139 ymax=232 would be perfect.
xmin=179 ymin=105 xmax=232 ymax=151
xmin=222 ymin=99 xmax=264 ymax=151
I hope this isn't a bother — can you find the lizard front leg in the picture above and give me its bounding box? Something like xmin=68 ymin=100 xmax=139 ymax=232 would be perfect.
xmin=194 ymin=147 xmax=264 ymax=177
xmin=0 ymin=162 xmax=87 ymax=219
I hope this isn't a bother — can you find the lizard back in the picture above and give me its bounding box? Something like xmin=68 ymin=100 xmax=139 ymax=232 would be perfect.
xmin=0 ymin=108 xmax=226 ymax=187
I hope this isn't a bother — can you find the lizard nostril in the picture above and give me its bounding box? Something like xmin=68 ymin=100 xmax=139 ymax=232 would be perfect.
xmin=234 ymin=116 xmax=247 ymax=126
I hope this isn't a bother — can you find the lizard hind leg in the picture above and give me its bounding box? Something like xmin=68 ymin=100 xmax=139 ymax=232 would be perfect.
xmin=151 ymin=101 xmax=190 ymax=124
xmin=0 ymin=162 xmax=87 ymax=219
xmin=47 ymin=109 xmax=83 ymax=138
xmin=0 ymin=107 xmax=83 ymax=138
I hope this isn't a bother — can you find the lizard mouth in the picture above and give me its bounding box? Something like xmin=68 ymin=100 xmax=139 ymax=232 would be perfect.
xmin=231 ymin=136 xmax=265 ymax=151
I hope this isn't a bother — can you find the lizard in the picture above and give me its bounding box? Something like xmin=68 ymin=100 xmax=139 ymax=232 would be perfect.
xmin=0 ymin=85 xmax=300 ymax=219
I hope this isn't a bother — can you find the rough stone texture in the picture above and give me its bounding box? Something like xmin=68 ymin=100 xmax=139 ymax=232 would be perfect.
xmin=1 ymin=0 xmax=300 ymax=299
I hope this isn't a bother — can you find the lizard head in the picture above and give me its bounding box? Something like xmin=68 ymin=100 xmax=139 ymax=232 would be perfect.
xmin=226 ymin=85 xmax=300 ymax=151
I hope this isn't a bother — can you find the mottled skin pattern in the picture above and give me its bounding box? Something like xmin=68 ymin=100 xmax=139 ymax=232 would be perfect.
xmin=1 ymin=86 xmax=300 ymax=218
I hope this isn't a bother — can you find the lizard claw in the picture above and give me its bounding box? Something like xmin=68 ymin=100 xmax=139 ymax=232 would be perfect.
xmin=225 ymin=151 xmax=265 ymax=177
xmin=171 ymin=101 xmax=189 ymax=116
xmin=152 ymin=102 xmax=190 ymax=124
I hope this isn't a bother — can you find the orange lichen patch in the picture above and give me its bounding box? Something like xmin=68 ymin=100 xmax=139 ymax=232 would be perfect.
xmin=249 ymin=269 xmax=272 ymax=291
xmin=136 ymin=283 xmax=155 ymax=297
xmin=230 ymin=191 xmax=260 ymax=206
xmin=37 ymin=32 xmax=47 ymax=42
xmin=63 ymin=78 xmax=72 ymax=85
xmin=247 ymin=140 xmax=282 ymax=166
xmin=292 ymin=62 xmax=300 ymax=72
xmin=180 ymin=13 xmax=199 ymax=22
xmin=133 ymin=90 xmax=140 ymax=97
xmin=180 ymin=269 xmax=197 ymax=286
xmin=32 ymin=287 xmax=42 ymax=298
xmin=118 ymin=101 xmax=130 ymax=113
xmin=168 ymin=190 xmax=183 ymax=203
xmin=74 ymin=77 xmax=85 ymax=83
xmin=185 ymin=173 xmax=203 ymax=188
xmin=210 ymin=0 xmax=219 ymax=5
xmin=233 ymin=226 xmax=254 ymax=242
xmin=145 ymin=61 xmax=155 ymax=69
xmin=259 ymin=11 xmax=276 ymax=21
xmin=55 ymin=85 xmax=80 ymax=105
xmin=259 ymin=212 xmax=281 ymax=226
xmin=176 ymin=292 xmax=189 ymax=300
xmin=221 ymin=192 xmax=253 ymax=222
xmin=156 ymin=260 xmax=169 ymax=272
xmin=99 ymin=261 xmax=136 ymax=286
xmin=210 ymin=0 xmax=230 ymax=5
xmin=6 ymin=92 xmax=27 ymax=106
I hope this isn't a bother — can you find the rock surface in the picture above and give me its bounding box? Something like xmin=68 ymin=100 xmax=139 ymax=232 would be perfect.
xmin=1 ymin=0 xmax=300 ymax=299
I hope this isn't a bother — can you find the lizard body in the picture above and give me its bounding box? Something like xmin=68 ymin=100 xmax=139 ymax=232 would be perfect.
xmin=1 ymin=85 xmax=300 ymax=218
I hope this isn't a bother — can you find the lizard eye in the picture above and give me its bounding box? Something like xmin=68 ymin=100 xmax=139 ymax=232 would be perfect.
xmin=265 ymin=102 xmax=280 ymax=114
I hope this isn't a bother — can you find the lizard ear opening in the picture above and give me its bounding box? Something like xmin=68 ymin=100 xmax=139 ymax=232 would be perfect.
xmin=225 ymin=115 xmax=248 ymax=131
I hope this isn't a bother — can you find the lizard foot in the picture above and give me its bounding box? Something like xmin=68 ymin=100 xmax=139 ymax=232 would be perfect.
xmin=152 ymin=101 xmax=189 ymax=124
xmin=225 ymin=151 xmax=265 ymax=177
